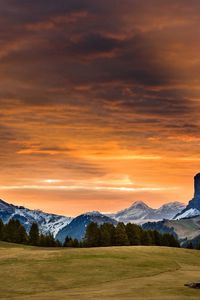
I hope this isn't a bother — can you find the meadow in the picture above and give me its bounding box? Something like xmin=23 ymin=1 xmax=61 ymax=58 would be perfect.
xmin=0 ymin=242 xmax=200 ymax=300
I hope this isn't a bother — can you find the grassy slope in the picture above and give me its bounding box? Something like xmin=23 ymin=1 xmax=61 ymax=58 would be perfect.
xmin=0 ymin=242 xmax=200 ymax=300
xmin=165 ymin=216 xmax=200 ymax=240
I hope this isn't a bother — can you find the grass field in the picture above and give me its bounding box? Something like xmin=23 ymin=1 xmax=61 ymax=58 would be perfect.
xmin=0 ymin=242 xmax=200 ymax=299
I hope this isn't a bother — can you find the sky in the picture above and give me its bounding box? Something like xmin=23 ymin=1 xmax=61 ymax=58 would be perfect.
xmin=0 ymin=0 xmax=200 ymax=216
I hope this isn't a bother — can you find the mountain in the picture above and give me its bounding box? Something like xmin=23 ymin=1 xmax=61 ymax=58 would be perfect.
xmin=174 ymin=208 xmax=200 ymax=220
xmin=112 ymin=201 xmax=185 ymax=224
xmin=174 ymin=173 xmax=200 ymax=219
xmin=56 ymin=211 xmax=117 ymax=242
xmin=0 ymin=199 xmax=72 ymax=236
xmin=114 ymin=201 xmax=153 ymax=223
xmin=142 ymin=173 xmax=200 ymax=247
xmin=143 ymin=215 xmax=200 ymax=246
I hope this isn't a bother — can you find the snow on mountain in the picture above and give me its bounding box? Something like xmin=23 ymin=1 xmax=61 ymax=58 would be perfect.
xmin=0 ymin=199 xmax=72 ymax=236
xmin=56 ymin=211 xmax=117 ymax=242
xmin=153 ymin=202 xmax=186 ymax=220
xmin=114 ymin=201 xmax=154 ymax=224
xmin=112 ymin=201 xmax=185 ymax=224
xmin=174 ymin=208 xmax=200 ymax=220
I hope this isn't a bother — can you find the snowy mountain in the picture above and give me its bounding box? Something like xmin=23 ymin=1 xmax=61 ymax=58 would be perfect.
xmin=114 ymin=201 xmax=153 ymax=224
xmin=112 ymin=201 xmax=185 ymax=224
xmin=0 ymin=199 xmax=72 ymax=236
xmin=153 ymin=202 xmax=186 ymax=220
xmin=56 ymin=211 xmax=117 ymax=242
xmin=174 ymin=208 xmax=200 ymax=220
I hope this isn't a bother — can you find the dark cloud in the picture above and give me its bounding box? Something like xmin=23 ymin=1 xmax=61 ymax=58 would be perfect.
xmin=0 ymin=1 xmax=200 ymax=173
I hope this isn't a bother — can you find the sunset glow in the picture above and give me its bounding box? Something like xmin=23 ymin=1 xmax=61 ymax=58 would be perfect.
xmin=0 ymin=1 xmax=200 ymax=216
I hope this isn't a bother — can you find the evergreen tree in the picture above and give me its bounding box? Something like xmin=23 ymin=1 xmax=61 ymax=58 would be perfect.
xmin=63 ymin=236 xmax=72 ymax=247
xmin=114 ymin=223 xmax=129 ymax=246
xmin=38 ymin=233 xmax=57 ymax=247
xmin=141 ymin=231 xmax=152 ymax=246
xmin=67 ymin=238 xmax=75 ymax=247
xmin=55 ymin=239 xmax=62 ymax=247
xmin=29 ymin=223 xmax=39 ymax=245
xmin=125 ymin=223 xmax=141 ymax=245
xmin=187 ymin=241 xmax=193 ymax=249
xmin=99 ymin=223 xmax=115 ymax=246
xmin=39 ymin=233 xmax=46 ymax=247
xmin=152 ymin=230 xmax=162 ymax=246
xmin=0 ymin=219 xmax=4 ymax=240
xmin=168 ymin=234 xmax=180 ymax=248
xmin=85 ymin=222 xmax=100 ymax=247
xmin=16 ymin=225 xmax=28 ymax=244
xmin=72 ymin=239 xmax=79 ymax=248
xmin=4 ymin=219 xmax=19 ymax=243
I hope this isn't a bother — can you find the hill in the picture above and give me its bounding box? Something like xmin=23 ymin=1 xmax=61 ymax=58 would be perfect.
xmin=143 ymin=216 xmax=200 ymax=246
xmin=56 ymin=211 xmax=117 ymax=242
xmin=0 ymin=242 xmax=200 ymax=299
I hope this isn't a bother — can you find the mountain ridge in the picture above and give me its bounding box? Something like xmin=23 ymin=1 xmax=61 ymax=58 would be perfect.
xmin=111 ymin=200 xmax=185 ymax=224
xmin=0 ymin=198 xmax=72 ymax=236
xmin=56 ymin=212 xmax=117 ymax=242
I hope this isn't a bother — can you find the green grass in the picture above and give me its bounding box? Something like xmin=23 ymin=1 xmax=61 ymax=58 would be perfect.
xmin=0 ymin=242 xmax=200 ymax=299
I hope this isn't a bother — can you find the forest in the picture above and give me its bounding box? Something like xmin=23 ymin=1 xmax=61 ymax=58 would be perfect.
xmin=0 ymin=218 xmax=180 ymax=248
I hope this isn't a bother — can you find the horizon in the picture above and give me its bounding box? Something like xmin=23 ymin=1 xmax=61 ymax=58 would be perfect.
xmin=1 ymin=1 xmax=200 ymax=216
xmin=0 ymin=197 xmax=186 ymax=217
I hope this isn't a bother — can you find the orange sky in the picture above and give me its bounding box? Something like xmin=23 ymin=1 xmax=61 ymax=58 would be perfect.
xmin=0 ymin=1 xmax=200 ymax=216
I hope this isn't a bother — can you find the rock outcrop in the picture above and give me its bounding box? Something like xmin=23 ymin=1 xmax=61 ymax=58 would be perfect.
xmin=187 ymin=173 xmax=200 ymax=210
xmin=174 ymin=173 xmax=200 ymax=219
xmin=185 ymin=281 xmax=200 ymax=289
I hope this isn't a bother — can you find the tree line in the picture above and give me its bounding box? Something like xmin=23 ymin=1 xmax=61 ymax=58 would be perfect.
xmin=0 ymin=219 xmax=61 ymax=247
xmin=81 ymin=222 xmax=180 ymax=248
xmin=0 ymin=218 xmax=180 ymax=248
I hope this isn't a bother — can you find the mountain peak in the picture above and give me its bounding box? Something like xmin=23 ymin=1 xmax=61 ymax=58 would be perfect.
xmin=159 ymin=201 xmax=185 ymax=209
xmin=114 ymin=199 xmax=184 ymax=224
xmin=194 ymin=173 xmax=200 ymax=199
xmin=84 ymin=211 xmax=101 ymax=216
xmin=130 ymin=201 xmax=150 ymax=209
xmin=184 ymin=173 xmax=200 ymax=211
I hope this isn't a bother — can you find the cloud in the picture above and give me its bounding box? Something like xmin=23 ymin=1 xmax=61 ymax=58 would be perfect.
xmin=0 ymin=0 xmax=199 ymax=213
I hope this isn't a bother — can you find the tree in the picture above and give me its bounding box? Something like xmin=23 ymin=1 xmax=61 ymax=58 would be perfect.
xmin=63 ymin=236 xmax=80 ymax=247
xmin=63 ymin=236 xmax=72 ymax=247
xmin=168 ymin=234 xmax=180 ymax=248
xmin=152 ymin=230 xmax=162 ymax=246
xmin=29 ymin=223 xmax=39 ymax=245
xmin=125 ymin=223 xmax=141 ymax=245
xmin=187 ymin=241 xmax=193 ymax=249
xmin=99 ymin=223 xmax=115 ymax=246
xmin=114 ymin=223 xmax=129 ymax=246
xmin=0 ymin=219 xmax=4 ymax=240
xmin=85 ymin=222 xmax=100 ymax=247
xmin=141 ymin=231 xmax=152 ymax=246
xmin=39 ymin=233 xmax=46 ymax=247
xmin=4 ymin=219 xmax=20 ymax=243
xmin=161 ymin=233 xmax=179 ymax=247
xmin=72 ymin=239 xmax=79 ymax=247
xmin=16 ymin=225 xmax=28 ymax=244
